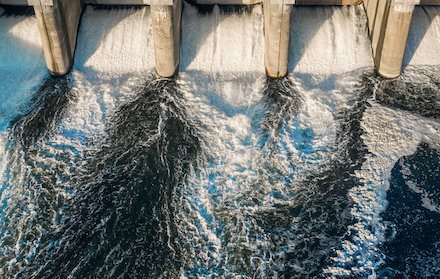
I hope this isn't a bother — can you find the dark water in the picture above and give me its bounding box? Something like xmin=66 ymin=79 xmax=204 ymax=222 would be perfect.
xmin=253 ymin=76 xmax=371 ymax=278
xmin=0 ymin=6 xmax=34 ymax=17
xmin=0 ymin=68 xmax=439 ymax=278
xmin=379 ymin=143 xmax=440 ymax=279
xmin=374 ymin=69 xmax=440 ymax=279
xmin=11 ymin=77 xmax=75 ymax=148
xmin=0 ymin=4 xmax=439 ymax=279
xmin=10 ymin=78 xmax=202 ymax=278
xmin=375 ymin=69 xmax=440 ymax=119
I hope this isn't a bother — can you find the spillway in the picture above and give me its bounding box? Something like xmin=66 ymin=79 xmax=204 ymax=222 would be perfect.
xmin=0 ymin=3 xmax=439 ymax=278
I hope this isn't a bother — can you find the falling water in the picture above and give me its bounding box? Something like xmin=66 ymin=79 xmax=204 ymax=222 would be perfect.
xmin=0 ymin=3 xmax=439 ymax=279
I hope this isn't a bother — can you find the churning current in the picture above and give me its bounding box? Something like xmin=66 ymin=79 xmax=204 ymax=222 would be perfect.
xmin=0 ymin=3 xmax=439 ymax=279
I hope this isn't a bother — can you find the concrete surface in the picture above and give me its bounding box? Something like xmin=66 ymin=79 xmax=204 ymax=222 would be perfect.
xmin=151 ymin=0 xmax=182 ymax=77
xmin=1 ymin=0 xmax=439 ymax=78
xmin=264 ymin=0 xmax=291 ymax=78
xmin=364 ymin=0 xmax=418 ymax=78
xmin=33 ymin=0 xmax=83 ymax=76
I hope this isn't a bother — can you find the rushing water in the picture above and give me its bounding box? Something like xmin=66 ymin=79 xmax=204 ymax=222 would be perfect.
xmin=0 ymin=3 xmax=439 ymax=279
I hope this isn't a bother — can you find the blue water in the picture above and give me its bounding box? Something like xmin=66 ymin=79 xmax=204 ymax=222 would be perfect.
xmin=0 ymin=3 xmax=439 ymax=279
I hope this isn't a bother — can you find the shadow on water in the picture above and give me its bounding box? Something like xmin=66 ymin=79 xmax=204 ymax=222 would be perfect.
xmin=0 ymin=5 xmax=45 ymax=77
xmin=20 ymin=77 xmax=203 ymax=279
xmin=378 ymin=143 xmax=440 ymax=278
xmin=11 ymin=76 xmax=75 ymax=148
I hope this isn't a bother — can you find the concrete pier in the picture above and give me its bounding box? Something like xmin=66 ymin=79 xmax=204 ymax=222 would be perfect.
xmin=364 ymin=0 xmax=419 ymax=78
xmin=263 ymin=0 xmax=292 ymax=78
xmin=32 ymin=0 xmax=83 ymax=76
xmin=189 ymin=0 xmax=261 ymax=4
xmin=1 ymin=0 xmax=440 ymax=78
xmin=295 ymin=0 xmax=362 ymax=4
xmin=189 ymin=0 xmax=362 ymax=4
xmin=151 ymin=0 xmax=182 ymax=77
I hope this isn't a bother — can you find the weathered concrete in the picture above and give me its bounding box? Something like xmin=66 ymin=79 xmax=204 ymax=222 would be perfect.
xmin=264 ymin=0 xmax=291 ymax=78
xmin=85 ymin=0 xmax=174 ymax=4
xmin=2 ymin=0 xmax=440 ymax=78
xmin=151 ymin=0 xmax=182 ymax=77
xmin=4 ymin=0 xmax=440 ymax=6
xmin=0 ymin=0 xmax=174 ymax=4
xmin=188 ymin=0 xmax=361 ymax=4
xmin=188 ymin=0 xmax=262 ymax=4
xmin=191 ymin=0 xmax=362 ymax=78
xmin=32 ymin=0 xmax=83 ymax=76
xmin=295 ymin=0 xmax=362 ymax=4
xmin=364 ymin=0 xmax=419 ymax=78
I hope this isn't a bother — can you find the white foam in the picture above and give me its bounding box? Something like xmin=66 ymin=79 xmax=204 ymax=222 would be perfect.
xmin=65 ymin=6 xmax=157 ymax=141
xmin=50 ymin=72 xmax=148 ymax=153
xmin=328 ymin=102 xmax=440 ymax=277
xmin=180 ymin=4 xmax=265 ymax=74
xmin=176 ymin=4 xmax=378 ymax=277
xmin=48 ymin=6 xmax=159 ymax=151
xmin=0 ymin=12 xmax=44 ymax=73
xmin=1 ymin=3 xmax=439 ymax=277
xmin=0 ymin=14 xmax=47 ymax=253
xmin=0 ymin=12 xmax=46 ymax=125
xmin=176 ymin=72 xmax=267 ymax=276
xmin=74 ymin=6 xmax=155 ymax=75
xmin=290 ymin=6 xmax=373 ymax=76
xmin=0 ymin=8 xmax=157 ymax=276
xmin=405 ymin=177 xmax=440 ymax=214
xmin=176 ymin=69 xmax=370 ymax=277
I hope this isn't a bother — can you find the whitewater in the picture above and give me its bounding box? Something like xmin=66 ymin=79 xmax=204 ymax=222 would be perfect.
xmin=0 ymin=3 xmax=439 ymax=278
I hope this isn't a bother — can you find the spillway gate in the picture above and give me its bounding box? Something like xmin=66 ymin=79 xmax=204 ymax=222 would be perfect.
xmin=1 ymin=0 xmax=439 ymax=78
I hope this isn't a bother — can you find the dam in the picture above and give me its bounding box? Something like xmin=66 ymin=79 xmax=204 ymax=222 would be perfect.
xmin=1 ymin=0 xmax=440 ymax=78
xmin=0 ymin=0 xmax=440 ymax=278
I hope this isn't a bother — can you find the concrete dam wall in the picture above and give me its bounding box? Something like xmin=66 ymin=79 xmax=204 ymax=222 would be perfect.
xmin=1 ymin=0 xmax=439 ymax=78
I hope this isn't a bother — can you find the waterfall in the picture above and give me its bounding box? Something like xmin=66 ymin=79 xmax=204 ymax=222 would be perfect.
xmin=0 ymin=2 xmax=439 ymax=278
xmin=329 ymin=6 xmax=440 ymax=277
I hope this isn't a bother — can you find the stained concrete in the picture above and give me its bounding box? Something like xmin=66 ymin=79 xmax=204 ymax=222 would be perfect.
xmin=264 ymin=0 xmax=291 ymax=78
xmin=151 ymin=0 xmax=182 ymax=77
xmin=364 ymin=0 xmax=419 ymax=78
xmin=189 ymin=0 xmax=262 ymax=4
xmin=1 ymin=0 xmax=439 ymax=78
xmin=294 ymin=0 xmax=362 ymax=4
xmin=188 ymin=0 xmax=361 ymax=4
xmin=32 ymin=0 xmax=83 ymax=76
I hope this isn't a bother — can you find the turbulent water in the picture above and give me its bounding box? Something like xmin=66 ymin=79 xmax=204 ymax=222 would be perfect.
xmin=0 ymin=3 xmax=439 ymax=279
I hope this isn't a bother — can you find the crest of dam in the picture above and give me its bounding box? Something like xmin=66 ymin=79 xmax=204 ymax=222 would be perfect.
xmin=0 ymin=3 xmax=439 ymax=279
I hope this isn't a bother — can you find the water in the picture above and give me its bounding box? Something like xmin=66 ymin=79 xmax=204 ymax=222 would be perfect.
xmin=0 ymin=3 xmax=439 ymax=279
